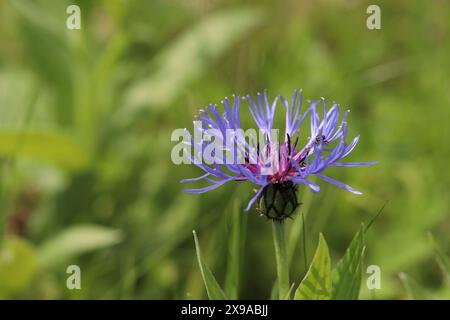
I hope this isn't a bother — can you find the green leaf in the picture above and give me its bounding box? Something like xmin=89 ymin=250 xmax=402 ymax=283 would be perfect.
xmin=0 ymin=130 xmax=90 ymax=170
xmin=193 ymin=230 xmax=227 ymax=300
xmin=122 ymin=7 xmax=263 ymax=115
xmin=38 ymin=224 xmax=123 ymax=268
xmin=0 ymin=237 xmax=38 ymax=298
xmin=224 ymin=199 xmax=245 ymax=299
xmin=294 ymin=233 xmax=331 ymax=300
xmin=332 ymin=224 xmax=366 ymax=300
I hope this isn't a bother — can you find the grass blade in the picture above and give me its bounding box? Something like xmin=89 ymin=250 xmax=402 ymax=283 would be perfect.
xmin=193 ymin=230 xmax=227 ymax=300
xmin=224 ymin=200 xmax=244 ymax=299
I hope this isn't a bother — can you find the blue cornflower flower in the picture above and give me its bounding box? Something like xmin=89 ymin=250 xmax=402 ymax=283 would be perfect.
xmin=181 ymin=90 xmax=376 ymax=219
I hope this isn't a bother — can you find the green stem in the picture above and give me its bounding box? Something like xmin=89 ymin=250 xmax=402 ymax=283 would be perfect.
xmin=272 ymin=220 xmax=290 ymax=299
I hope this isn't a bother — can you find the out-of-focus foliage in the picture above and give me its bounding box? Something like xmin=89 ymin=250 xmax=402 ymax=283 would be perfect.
xmin=0 ymin=0 xmax=449 ymax=299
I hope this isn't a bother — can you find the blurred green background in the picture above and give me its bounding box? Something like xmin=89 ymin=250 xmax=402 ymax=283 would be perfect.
xmin=0 ymin=0 xmax=449 ymax=299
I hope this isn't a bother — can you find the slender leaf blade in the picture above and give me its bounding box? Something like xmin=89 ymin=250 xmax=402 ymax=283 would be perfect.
xmin=193 ymin=230 xmax=227 ymax=300
xmin=224 ymin=200 xmax=243 ymax=299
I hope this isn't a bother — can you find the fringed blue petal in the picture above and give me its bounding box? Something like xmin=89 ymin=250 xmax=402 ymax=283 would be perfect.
xmin=316 ymin=174 xmax=362 ymax=195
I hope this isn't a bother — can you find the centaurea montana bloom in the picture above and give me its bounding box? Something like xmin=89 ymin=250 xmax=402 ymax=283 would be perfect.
xmin=181 ymin=90 xmax=376 ymax=220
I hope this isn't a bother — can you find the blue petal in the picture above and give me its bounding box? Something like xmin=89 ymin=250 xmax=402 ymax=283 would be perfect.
xmin=244 ymin=185 xmax=266 ymax=211
xmin=316 ymin=174 xmax=362 ymax=195
xmin=341 ymin=135 xmax=360 ymax=158
xmin=330 ymin=161 xmax=378 ymax=167
xmin=183 ymin=178 xmax=233 ymax=194
xmin=290 ymin=177 xmax=320 ymax=193
xmin=180 ymin=173 xmax=210 ymax=183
